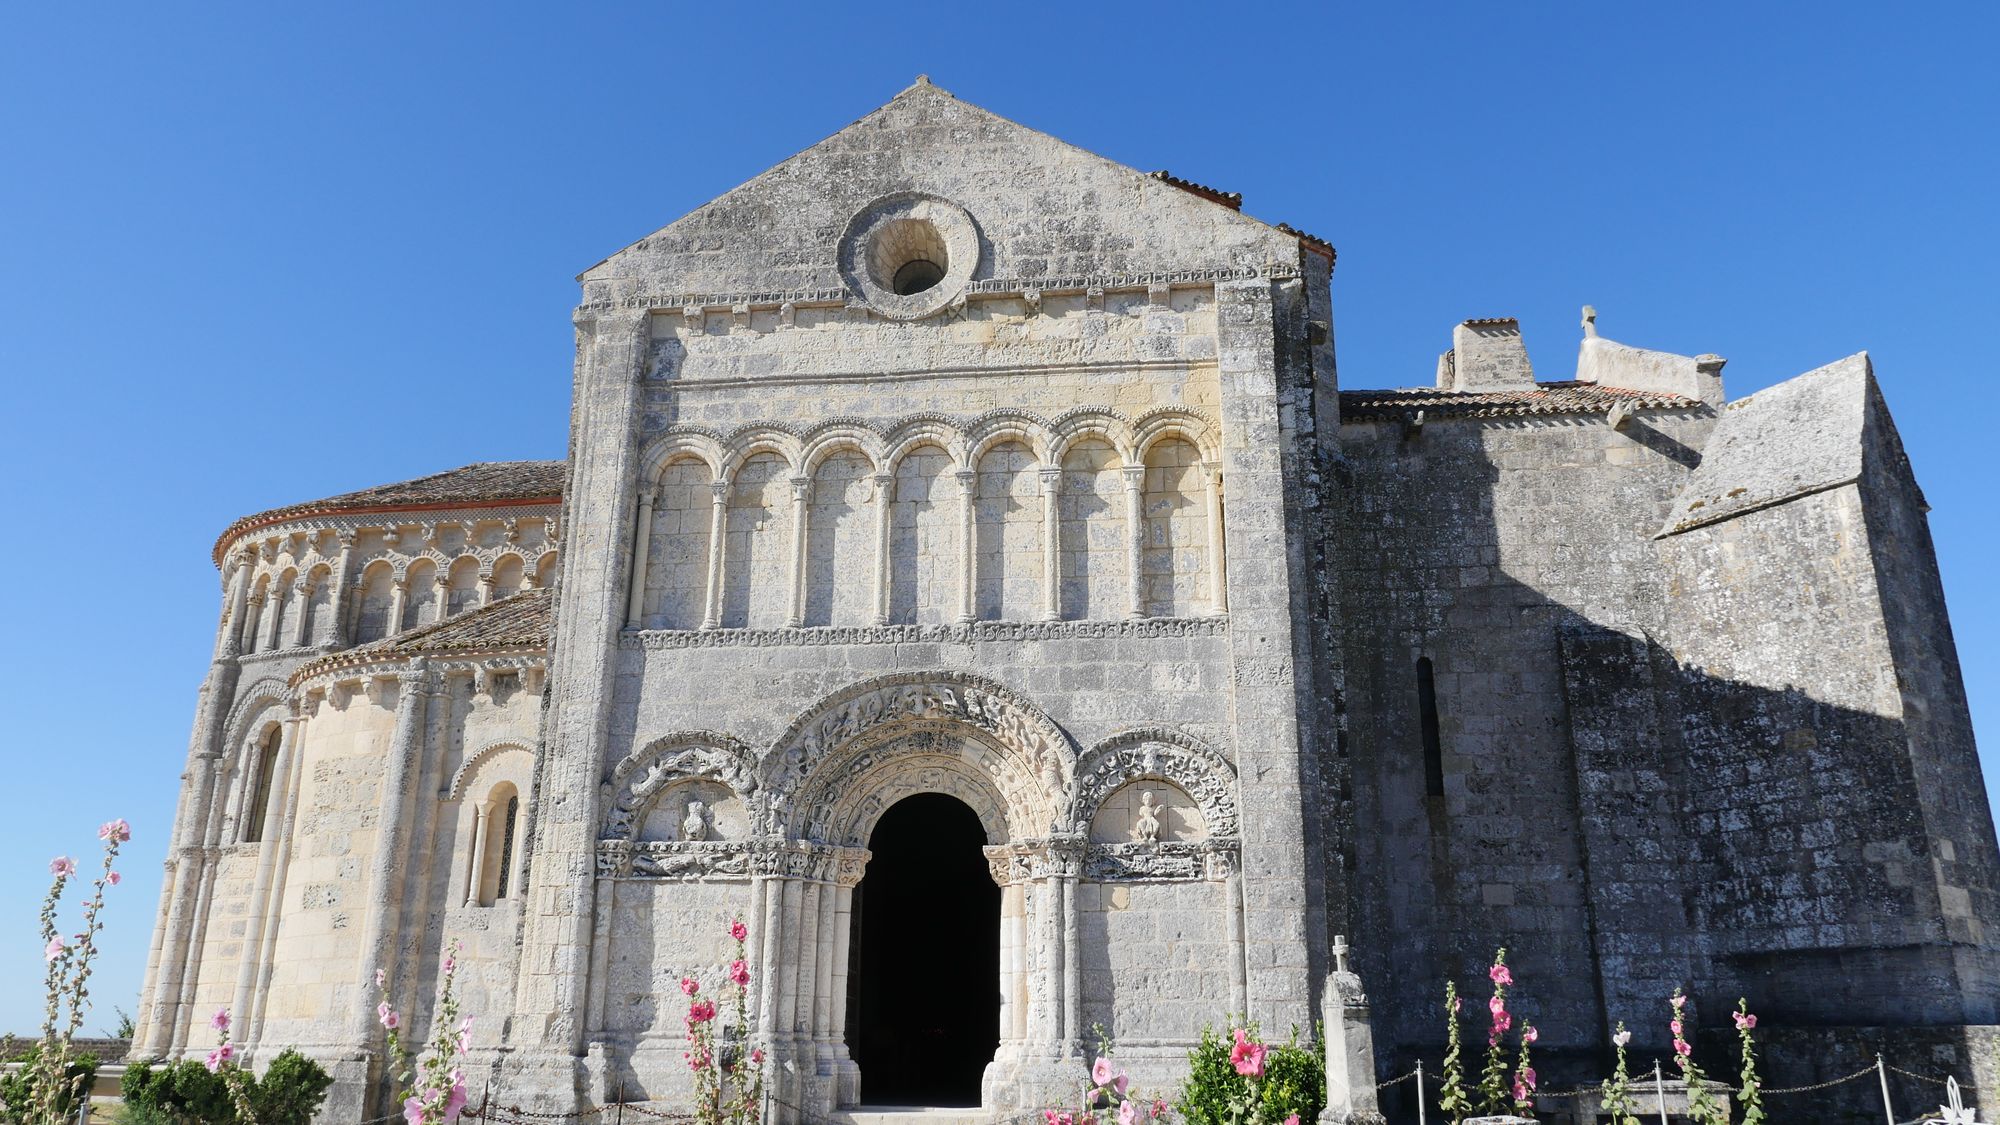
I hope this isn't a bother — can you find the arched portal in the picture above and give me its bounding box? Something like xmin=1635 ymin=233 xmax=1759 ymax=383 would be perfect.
xmin=851 ymin=793 xmax=999 ymax=1107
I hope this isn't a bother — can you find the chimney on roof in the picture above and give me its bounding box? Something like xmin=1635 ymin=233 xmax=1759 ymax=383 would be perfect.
xmin=1574 ymin=306 xmax=1727 ymax=405
xmin=1437 ymin=317 xmax=1535 ymax=391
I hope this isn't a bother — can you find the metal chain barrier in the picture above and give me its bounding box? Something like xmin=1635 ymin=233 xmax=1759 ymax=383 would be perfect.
xmin=1888 ymin=1061 xmax=1980 ymax=1091
xmin=1374 ymin=1068 xmax=1420 ymax=1091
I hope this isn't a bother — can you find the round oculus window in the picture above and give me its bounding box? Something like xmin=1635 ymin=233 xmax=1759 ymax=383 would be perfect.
xmin=838 ymin=194 xmax=980 ymax=320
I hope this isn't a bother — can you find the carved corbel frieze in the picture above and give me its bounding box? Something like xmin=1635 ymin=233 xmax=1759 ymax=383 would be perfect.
xmin=1085 ymin=287 xmax=1105 ymax=314
xmin=682 ymin=304 xmax=705 ymax=334
xmin=778 ymin=301 xmax=797 ymax=330
xmin=361 ymin=676 xmax=395 ymax=708
xmin=1021 ymin=288 xmax=1042 ymax=316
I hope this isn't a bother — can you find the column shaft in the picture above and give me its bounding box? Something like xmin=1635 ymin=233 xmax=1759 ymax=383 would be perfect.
xmin=625 ymin=491 xmax=656 ymax=628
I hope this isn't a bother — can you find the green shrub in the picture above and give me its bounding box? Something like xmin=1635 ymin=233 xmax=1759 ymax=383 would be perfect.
xmin=0 ymin=1045 xmax=98 ymax=1124
xmin=1175 ymin=1025 xmax=1324 ymax=1125
xmin=119 ymin=1051 xmax=330 ymax=1125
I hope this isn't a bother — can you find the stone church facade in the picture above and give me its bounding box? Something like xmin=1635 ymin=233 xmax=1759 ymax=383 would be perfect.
xmin=136 ymin=81 xmax=2000 ymax=1120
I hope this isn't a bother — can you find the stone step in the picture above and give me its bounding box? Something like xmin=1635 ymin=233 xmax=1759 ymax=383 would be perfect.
xmin=831 ymin=1107 xmax=998 ymax=1125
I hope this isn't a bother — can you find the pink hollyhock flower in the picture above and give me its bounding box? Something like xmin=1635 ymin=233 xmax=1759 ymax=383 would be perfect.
xmin=405 ymin=1095 xmax=428 ymax=1125
xmin=730 ymin=920 xmax=748 ymax=942
xmin=1153 ymin=1100 xmax=1169 ymax=1119
xmin=1613 ymin=1029 xmax=1631 ymax=1047
xmin=1054 ymin=1113 xmax=1075 ymax=1125
xmin=444 ymin=1071 xmax=468 ymax=1123
xmin=211 ymin=1008 xmax=231 ymax=1033
xmin=750 ymin=1048 xmax=764 ymax=1066
xmin=1670 ymin=992 xmax=1686 ymax=1010
xmin=1489 ymin=963 xmax=1513 ymax=987
xmin=1451 ymin=994 xmax=1462 ymax=1014
xmin=680 ymin=976 xmax=700 ymax=996
xmin=379 ymin=1002 xmax=401 ymax=1030
xmin=1228 ymin=1028 xmax=1267 ymax=1078
xmin=205 ymin=1049 xmax=223 ymax=1073
xmin=1045 ymin=1112 xmax=1060 ymax=1125
xmin=99 ymin=819 xmax=131 ymax=843
xmin=728 ymin=959 xmax=751 ymax=987
xmin=1284 ymin=1117 xmax=1300 ymax=1125
xmin=49 ymin=856 xmax=75 ymax=877
xmin=1118 ymin=1102 xmax=1137 ymax=1125
xmin=377 ymin=968 xmax=387 ymax=988
xmin=44 ymin=937 xmax=63 ymax=962
xmin=442 ymin=955 xmax=456 ymax=975
xmin=686 ymin=1000 xmax=717 ymax=1024
xmin=1491 ymin=1011 xmax=1513 ymax=1035
xmin=1673 ymin=1038 xmax=1691 ymax=1057
xmin=1114 ymin=1072 xmax=1129 ymax=1096
xmin=1733 ymin=1011 xmax=1757 ymax=1031
xmin=1092 ymin=1057 xmax=1116 ymax=1087
xmin=1669 ymin=1019 xmax=1683 ymax=1037
xmin=1521 ymin=1025 xmax=1539 ymax=1045
xmin=108 ymin=871 xmax=121 ymax=885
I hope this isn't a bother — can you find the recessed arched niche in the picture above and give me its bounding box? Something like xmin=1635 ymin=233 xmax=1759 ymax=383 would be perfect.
xmin=636 ymin=778 xmax=748 ymax=843
xmin=1088 ymin=780 xmax=1206 ymax=845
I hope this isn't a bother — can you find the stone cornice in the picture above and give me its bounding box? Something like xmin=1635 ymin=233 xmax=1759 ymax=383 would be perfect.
xmin=622 ymin=616 xmax=1228 ymax=650
xmin=579 ymin=264 xmax=1299 ymax=317
xmin=212 ymin=501 xmax=561 ymax=570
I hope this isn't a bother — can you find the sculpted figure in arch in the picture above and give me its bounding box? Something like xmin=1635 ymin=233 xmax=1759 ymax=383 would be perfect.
xmin=1132 ymin=790 xmax=1163 ymax=844
xmin=681 ymin=799 xmax=709 ymax=842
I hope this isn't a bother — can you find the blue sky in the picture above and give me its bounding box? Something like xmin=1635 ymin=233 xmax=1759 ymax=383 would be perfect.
xmin=2 ymin=3 xmax=1994 ymax=1035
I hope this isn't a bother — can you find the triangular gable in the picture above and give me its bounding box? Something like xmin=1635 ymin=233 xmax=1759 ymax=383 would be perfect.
xmin=579 ymin=79 xmax=1311 ymax=298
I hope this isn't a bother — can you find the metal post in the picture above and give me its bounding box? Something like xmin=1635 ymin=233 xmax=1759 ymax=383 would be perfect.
xmin=1877 ymin=1054 xmax=1896 ymax=1125
xmin=1416 ymin=1059 xmax=1426 ymax=1125
xmin=615 ymin=1080 xmax=625 ymax=1125
xmin=1655 ymin=1060 xmax=1669 ymax=1125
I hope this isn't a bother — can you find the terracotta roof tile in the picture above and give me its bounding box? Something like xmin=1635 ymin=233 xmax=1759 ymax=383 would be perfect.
xmin=1147 ymin=170 xmax=1243 ymax=210
xmin=1340 ymin=381 xmax=1703 ymax=421
xmin=214 ymin=461 xmax=565 ymax=565
xmin=292 ymin=588 xmax=553 ymax=683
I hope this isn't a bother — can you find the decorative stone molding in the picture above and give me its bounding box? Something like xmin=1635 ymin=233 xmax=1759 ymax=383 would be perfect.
xmin=1083 ymin=839 xmax=1239 ymax=882
xmin=592 ymin=837 xmax=869 ymax=882
xmin=445 ymin=740 xmax=534 ymax=801
xmin=769 ymin=671 xmax=1077 ymax=844
xmin=601 ymin=731 xmax=760 ymax=843
xmin=1070 ymin=727 xmax=1239 ymax=838
xmin=221 ymin=678 xmax=294 ymax=742
xmin=582 ymin=264 xmax=1303 ymax=316
xmin=625 ymin=616 xmax=1228 ymax=649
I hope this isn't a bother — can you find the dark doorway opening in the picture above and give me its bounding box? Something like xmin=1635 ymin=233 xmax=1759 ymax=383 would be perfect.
xmin=849 ymin=793 xmax=999 ymax=1106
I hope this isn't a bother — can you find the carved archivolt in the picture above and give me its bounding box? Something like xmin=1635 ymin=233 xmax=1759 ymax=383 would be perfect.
xmin=222 ymin=678 xmax=294 ymax=744
xmin=445 ymin=740 xmax=534 ymax=802
xmin=601 ymin=730 xmax=759 ymax=843
xmin=1070 ymin=727 xmax=1239 ymax=838
xmin=769 ymin=671 xmax=1076 ymax=844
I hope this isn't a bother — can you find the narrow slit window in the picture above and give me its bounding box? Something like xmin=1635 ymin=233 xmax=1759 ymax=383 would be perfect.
xmin=495 ymin=796 xmax=520 ymax=900
xmin=244 ymin=728 xmax=281 ymax=843
xmin=1417 ymin=657 xmax=1445 ymax=797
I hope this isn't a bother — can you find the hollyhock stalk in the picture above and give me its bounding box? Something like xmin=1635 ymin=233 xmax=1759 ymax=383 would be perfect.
xmin=1669 ymin=989 xmax=1724 ymax=1125
xmin=1598 ymin=1023 xmax=1641 ymax=1125
xmin=1511 ymin=1024 xmax=1538 ymax=1114
xmin=1437 ymin=982 xmax=1470 ymax=1124
xmin=377 ymin=940 xmax=471 ymax=1125
xmin=686 ymin=916 xmax=762 ymax=1125
xmin=1734 ymin=999 xmax=1765 ymax=1125
xmin=28 ymin=819 xmax=128 ymax=1125
xmin=1476 ymin=948 xmax=1514 ymax=1116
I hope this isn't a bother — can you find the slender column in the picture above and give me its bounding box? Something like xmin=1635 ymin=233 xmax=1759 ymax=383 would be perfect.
xmin=1008 ymin=883 xmax=1029 ymax=1043
xmin=238 ymin=592 xmax=264 ymax=654
xmin=463 ymin=803 xmax=492 ymax=906
xmin=290 ymin=580 xmax=314 ymax=648
xmin=701 ymin=480 xmax=729 ymax=630
xmin=1061 ymin=874 xmax=1081 ymax=1054
xmin=327 ymin=532 xmax=358 ymax=646
xmin=955 ymin=469 xmax=977 ymax=623
xmin=625 ymin=490 xmax=656 ymax=628
xmin=1203 ymin=462 xmax=1228 ymax=613
xmin=786 ymin=477 xmax=810 ymax=628
xmin=217 ymin=552 xmax=255 ymax=659
xmin=262 ymin=586 xmax=286 ymax=650
xmin=353 ymin=667 xmax=432 ymax=1042
xmin=479 ymin=575 xmax=496 ymax=607
xmin=434 ymin=573 xmax=452 ymax=623
xmin=757 ymin=874 xmax=783 ymax=1049
xmin=231 ymin=712 xmax=299 ymax=1037
xmin=1122 ymin=464 xmax=1147 ymax=620
xmin=871 ymin=473 xmax=894 ymax=626
xmin=813 ymin=870 xmax=839 ymax=1072
xmin=1040 ymin=467 xmax=1062 ymax=621
xmin=1226 ymin=866 xmax=1249 ymax=1019
xmin=387 ymin=580 xmax=408 ymax=636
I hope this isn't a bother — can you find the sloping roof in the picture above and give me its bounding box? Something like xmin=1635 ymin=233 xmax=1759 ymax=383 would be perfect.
xmin=1340 ymin=381 xmax=1703 ymax=421
xmin=292 ymin=587 xmax=554 ymax=683
xmin=214 ymin=461 xmax=565 ymax=565
xmin=1658 ymin=353 xmax=1872 ymax=537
